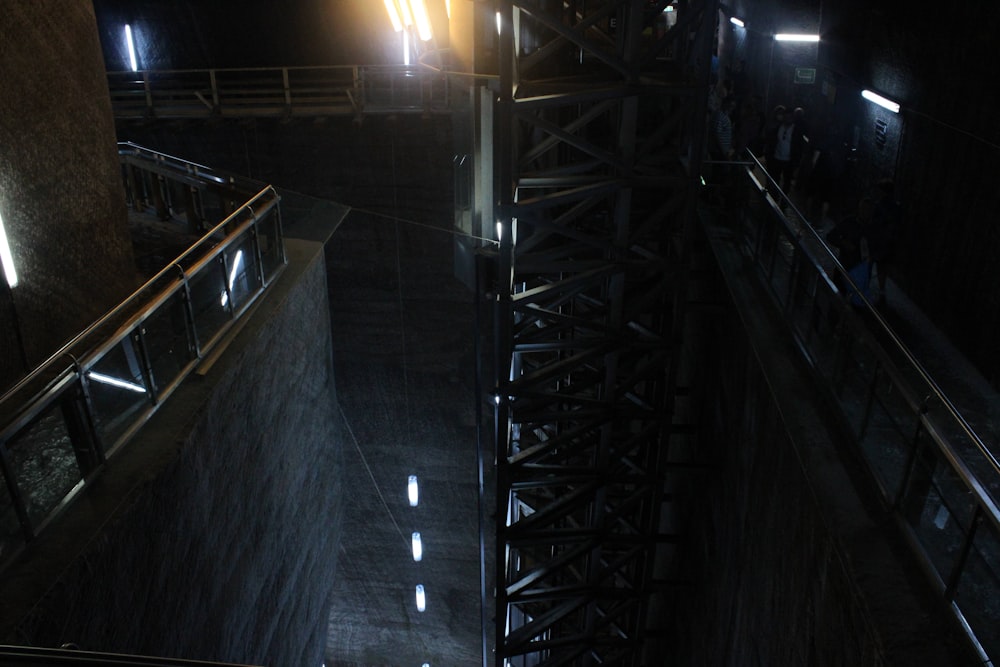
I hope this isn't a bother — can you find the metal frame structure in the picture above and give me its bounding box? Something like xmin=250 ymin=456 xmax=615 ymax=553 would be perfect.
xmin=492 ymin=0 xmax=718 ymax=664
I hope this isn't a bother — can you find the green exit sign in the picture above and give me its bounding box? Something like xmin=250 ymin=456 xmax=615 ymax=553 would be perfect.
xmin=794 ymin=67 xmax=816 ymax=84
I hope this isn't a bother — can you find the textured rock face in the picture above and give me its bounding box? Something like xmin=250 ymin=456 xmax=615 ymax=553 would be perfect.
xmin=11 ymin=242 xmax=344 ymax=666
xmin=0 ymin=1 xmax=135 ymax=383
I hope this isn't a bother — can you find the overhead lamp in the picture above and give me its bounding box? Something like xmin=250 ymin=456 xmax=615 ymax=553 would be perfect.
xmin=411 ymin=532 xmax=423 ymax=561
xmin=383 ymin=0 xmax=403 ymax=32
xmin=409 ymin=0 xmax=433 ymax=41
xmin=124 ymin=24 xmax=138 ymax=71
xmin=862 ymin=89 xmax=900 ymax=114
xmin=774 ymin=33 xmax=820 ymax=42
xmin=0 ymin=211 xmax=17 ymax=288
xmin=730 ymin=17 xmax=745 ymax=28
xmin=496 ymin=11 xmax=502 ymax=35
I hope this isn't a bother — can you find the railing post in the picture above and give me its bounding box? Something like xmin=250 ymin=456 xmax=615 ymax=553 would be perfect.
xmin=143 ymin=71 xmax=154 ymax=116
xmin=0 ymin=437 xmax=34 ymax=541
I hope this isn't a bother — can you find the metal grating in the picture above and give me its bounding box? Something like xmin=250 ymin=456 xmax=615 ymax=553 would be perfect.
xmin=492 ymin=1 xmax=718 ymax=664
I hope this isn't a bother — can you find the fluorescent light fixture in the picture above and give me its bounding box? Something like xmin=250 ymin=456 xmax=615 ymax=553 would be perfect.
xmin=445 ymin=0 xmax=450 ymax=19
xmin=403 ymin=29 xmax=410 ymax=65
xmin=384 ymin=0 xmax=403 ymax=32
xmin=774 ymin=33 xmax=820 ymax=42
xmin=124 ymin=24 xmax=138 ymax=71
xmin=412 ymin=532 xmax=423 ymax=561
xmin=730 ymin=17 xmax=745 ymax=27
xmin=496 ymin=11 xmax=502 ymax=35
xmin=665 ymin=5 xmax=675 ymax=11
xmin=408 ymin=475 xmax=419 ymax=506
xmin=219 ymin=249 xmax=244 ymax=307
xmin=862 ymin=89 xmax=900 ymax=113
xmin=88 ymin=371 xmax=146 ymax=394
xmin=415 ymin=584 xmax=426 ymax=612
xmin=496 ymin=221 xmax=503 ymax=241
xmin=0 ymin=211 xmax=17 ymax=288
xmin=409 ymin=0 xmax=433 ymax=41
xmin=399 ymin=0 xmax=414 ymax=26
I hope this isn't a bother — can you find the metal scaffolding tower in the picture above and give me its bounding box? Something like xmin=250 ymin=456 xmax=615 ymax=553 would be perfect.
xmin=491 ymin=0 xmax=718 ymax=664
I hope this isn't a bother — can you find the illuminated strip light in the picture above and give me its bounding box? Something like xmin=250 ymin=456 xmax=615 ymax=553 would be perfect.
xmin=88 ymin=371 xmax=146 ymax=394
xmin=730 ymin=17 xmax=745 ymax=28
xmin=409 ymin=0 xmax=434 ymax=41
xmin=774 ymin=33 xmax=820 ymax=42
xmin=496 ymin=11 xmax=502 ymax=35
xmin=411 ymin=531 xmax=423 ymax=561
xmin=124 ymin=24 xmax=138 ymax=71
xmin=219 ymin=250 xmax=244 ymax=307
xmin=384 ymin=0 xmax=403 ymax=32
xmin=415 ymin=584 xmax=426 ymax=612
xmin=862 ymin=89 xmax=901 ymax=114
xmin=403 ymin=29 xmax=410 ymax=66
xmin=399 ymin=0 xmax=414 ymax=27
xmin=408 ymin=474 xmax=419 ymax=506
xmin=0 ymin=211 xmax=17 ymax=287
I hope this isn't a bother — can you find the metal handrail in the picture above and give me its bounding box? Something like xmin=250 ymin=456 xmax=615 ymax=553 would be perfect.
xmin=717 ymin=152 xmax=1000 ymax=661
xmin=106 ymin=64 xmax=453 ymax=118
xmin=0 ymin=145 xmax=285 ymax=566
xmin=746 ymin=151 xmax=1000 ymax=484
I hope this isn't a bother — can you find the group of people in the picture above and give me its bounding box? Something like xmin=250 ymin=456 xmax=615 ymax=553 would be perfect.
xmin=707 ymin=66 xmax=902 ymax=307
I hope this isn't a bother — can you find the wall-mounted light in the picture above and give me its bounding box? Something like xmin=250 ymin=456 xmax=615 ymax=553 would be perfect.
xmin=415 ymin=584 xmax=426 ymax=612
xmin=408 ymin=474 xmax=419 ymax=506
xmin=124 ymin=24 xmax=138 ymax=71
xmin=730 ymin=17 xmax=745 ymax=28
xmin=0 ymin=211 xmax=17 ymax=288
xmin=861 ymin=89 xmax=900 ymax=114
xmin=774 ymin=33 xmax=820 ymax=42
xmin=411 ymin=531 xmax=423 ymax=561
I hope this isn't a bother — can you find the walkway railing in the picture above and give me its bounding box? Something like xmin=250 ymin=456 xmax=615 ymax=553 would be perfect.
xmin=0 ymin=644 xmax=262 ymax=666
xmin=708 ymin=153 xmax=1000 ymax=663
xmin=107 ymin=65 xmax=454 ymax=119
xmin=0 ymin=144 xmax=285 ymax=570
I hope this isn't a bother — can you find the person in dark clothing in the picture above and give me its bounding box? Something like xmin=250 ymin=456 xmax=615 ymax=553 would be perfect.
xmin=867 ymin=179 xmax=902 ymax=303
xmin=827 ymin=198 xmax=871 ymax=272
xmin=764 ymin=105 xmax=803 ymax=193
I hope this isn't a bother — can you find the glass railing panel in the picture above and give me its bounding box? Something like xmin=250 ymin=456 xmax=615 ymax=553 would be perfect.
xmin=221 ymin=234 xmax=262 ymax=313
xmin=86 ymin=340 xmax=153 ymax=449
xmin=140 ymin=291 xmax=193 ymax=394
xmin=953 ymin=520 xmax=1000 ymax=659
xmin=257 ymin=212 xmax=284 ymax=282
xmin=830 ymin=334 xmax=879 ymax=435
xmin=857 ymin=370 xmax=917 ymax=498
xmin=5 ymin=408 xmax=81 ymax=528
xmin=187 ymin=256 xmax=232 ymax=352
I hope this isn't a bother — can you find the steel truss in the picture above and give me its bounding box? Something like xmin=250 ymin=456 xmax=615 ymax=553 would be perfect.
xmin=492 ymin=1 xmax=718 ymax=664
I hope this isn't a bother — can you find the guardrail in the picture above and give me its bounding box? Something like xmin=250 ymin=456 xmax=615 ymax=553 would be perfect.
xmin=107 ymin=65 xmax=454 ymax=119
xmin=0 ymin=644 xmax=262 ymax=666
xmin=0 ymin=144 xmax=286 ymax=570
xmin=708 ymin=153 xmax=1000 ymax=663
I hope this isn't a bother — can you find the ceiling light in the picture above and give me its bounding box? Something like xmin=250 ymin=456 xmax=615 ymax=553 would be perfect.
xmin=383 ymin=0 xmax=403 ymax=32
xmin=409 ymin=0 xmax=434 ymax=41
xmin=412 ymin=532 xmax=423 ymax=561
xmin=861 ymin=89 xmax=900 ymax=113
xmin=730 ymin=17 xmax=745 ymax=28
xmin=774 ymin=33 xmax=820 ymax=42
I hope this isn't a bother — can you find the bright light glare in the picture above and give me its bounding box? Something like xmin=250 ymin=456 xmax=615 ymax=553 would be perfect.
xmin=496 ymin=11 xmax=502 ymax=35
xmin=219 ymin=250 xmax=244 ymax=307
xmin=496 ymin=221 xmax=503 ymax=241
xmin=774 ymin=33 xmax=820 ymax=42
xmin=412 ymin=532 xmax=423 ymax=561
xmin=730 ymin=17 xmax=745 ymax=28
xmin=124 ymin=24 xmax=138 ymax=71
xmin=403 ymin=29 xmax=410 ymax=66
xmin=410 ymin=0 xmax=433 ymax=41
xmin=415 ymin=584 xmax=426 ymax=612
xmin=399 ymin=0 xmax=414 ymax=26
xmin=88 ymin=372 xmax=146 ymax=394
xmin=384 ymin=0 xmax=403 ymax=32
xmin=861 ymin=89 xmax=900 ymax=114
xmin=0 ymin=211 xmax=17 ymax=288
xmin=408 ymin=475 xmax=419 ymax=506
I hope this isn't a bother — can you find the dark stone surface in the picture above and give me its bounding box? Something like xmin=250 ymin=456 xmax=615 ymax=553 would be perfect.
xmin=3 ymin=238 xmax=344 ymax=666
xmin=0 ymin=1 xmax=135 ymax=384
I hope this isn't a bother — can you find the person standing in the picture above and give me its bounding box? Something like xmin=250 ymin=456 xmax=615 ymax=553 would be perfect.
xmin=766 ymin=106 xmax=798 ymax=193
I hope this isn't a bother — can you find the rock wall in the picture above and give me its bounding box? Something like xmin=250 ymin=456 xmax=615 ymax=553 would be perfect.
xmin=8 ymin=239 xmax=343 ymax=666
